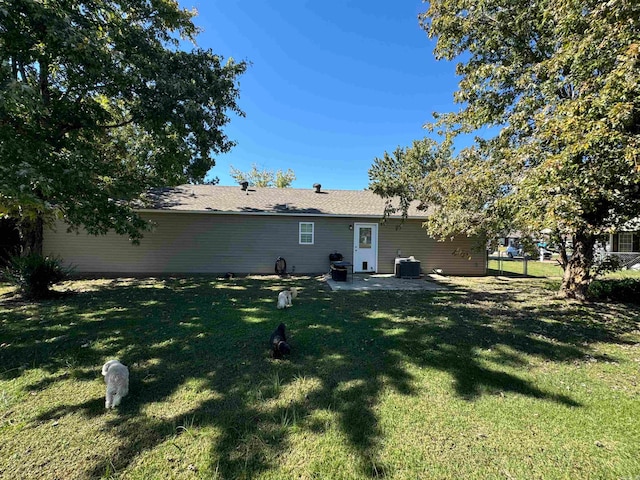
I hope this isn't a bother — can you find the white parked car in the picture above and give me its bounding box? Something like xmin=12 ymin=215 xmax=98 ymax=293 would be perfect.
xmin=539 ymin=248 xmax=553 ymax=261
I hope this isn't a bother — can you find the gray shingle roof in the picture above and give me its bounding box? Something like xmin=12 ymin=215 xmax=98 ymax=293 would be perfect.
xmin=142 ymin=185 xmax=430 ymax=218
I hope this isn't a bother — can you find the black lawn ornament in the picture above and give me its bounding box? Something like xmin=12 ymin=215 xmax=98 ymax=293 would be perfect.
xmin=275 ymin=256 xmax=287 ymax=275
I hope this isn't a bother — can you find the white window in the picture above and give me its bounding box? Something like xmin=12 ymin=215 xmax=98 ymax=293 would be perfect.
xmin=299 ymin=222 xmax=314 ymax=245
xmin=619 ymin=232 xmax=633 ymax=252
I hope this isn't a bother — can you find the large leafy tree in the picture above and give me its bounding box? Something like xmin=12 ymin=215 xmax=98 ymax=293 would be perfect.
xmin=370 ymin=0 xmax=640 ymax=300
xmin=229 ymin=163 xmax=296 ymax=188
xmin=0 ymin=0 xmax=247 ymax=253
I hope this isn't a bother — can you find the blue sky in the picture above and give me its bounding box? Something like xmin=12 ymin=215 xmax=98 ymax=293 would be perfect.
xmin=183 ymin=1 xmax=460 ymax=190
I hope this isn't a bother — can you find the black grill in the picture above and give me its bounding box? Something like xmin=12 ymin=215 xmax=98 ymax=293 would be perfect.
xmin=329 ymin=252 xmax=343 ymax=262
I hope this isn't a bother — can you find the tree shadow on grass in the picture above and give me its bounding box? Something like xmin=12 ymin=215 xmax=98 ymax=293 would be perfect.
xmin=2 ymin=275 xmax=638 ymax=479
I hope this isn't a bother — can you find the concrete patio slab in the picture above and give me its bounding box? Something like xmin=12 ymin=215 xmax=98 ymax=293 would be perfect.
xmin=324 ymin=273 xmax=448 ymax=291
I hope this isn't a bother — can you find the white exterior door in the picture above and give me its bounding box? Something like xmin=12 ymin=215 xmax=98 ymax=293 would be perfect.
xmin=353 ymin=223 xmax=377 ymax=273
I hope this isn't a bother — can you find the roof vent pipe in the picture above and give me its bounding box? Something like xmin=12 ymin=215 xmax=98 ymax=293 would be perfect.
xmin=240 ymin=181 xmax=249 ymax=191
xmin=313 ymin=183 xmax=321 ymax=193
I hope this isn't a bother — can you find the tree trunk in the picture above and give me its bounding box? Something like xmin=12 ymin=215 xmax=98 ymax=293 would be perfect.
xmin=558 ymin=232 xmax=596 ymax=300
xmin=18 ymin=216 xmax=44 ymax=257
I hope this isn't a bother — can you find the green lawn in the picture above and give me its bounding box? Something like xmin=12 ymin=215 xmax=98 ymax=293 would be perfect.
xmin=1 ymin=275 xmax=639 ymax=479
xmin=488 ymin=258 xmax=565 ymax=277
xmin=488 ymin=258 xmax=640 ymax=282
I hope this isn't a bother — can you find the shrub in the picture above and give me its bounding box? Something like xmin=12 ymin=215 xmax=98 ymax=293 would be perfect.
xmin=587 ymin=278 xmax=640 ymax=304
xmin=592 ymin=255 xmax=622 ymax=277
xmin=3 ymin=254 xmax=73 ymax=299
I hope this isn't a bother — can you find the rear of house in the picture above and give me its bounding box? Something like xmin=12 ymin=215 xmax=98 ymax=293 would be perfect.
xmin=43 ymin=185 xmax=486 ymax=276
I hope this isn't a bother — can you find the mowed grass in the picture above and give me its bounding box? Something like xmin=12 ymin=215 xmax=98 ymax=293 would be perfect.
xmin=1 ymin=275 xmax=639 ymax=479
xmin=488 ymin=258 xmax=565 ymax=277
xmin=489 ymin=258 xmax=640 ymax=281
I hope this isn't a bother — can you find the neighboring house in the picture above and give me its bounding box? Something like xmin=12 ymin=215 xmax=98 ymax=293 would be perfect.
xmin=603 ymin=220 xmax=640 ymax=269
xmin=43 ymin=184 xmax=487 ymax=276
xmin=497 ymin=232 xmax=522 ymax=248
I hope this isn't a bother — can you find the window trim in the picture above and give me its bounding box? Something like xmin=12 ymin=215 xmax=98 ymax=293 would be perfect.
xmin=299 ymin=222 xmax=314 ymax=245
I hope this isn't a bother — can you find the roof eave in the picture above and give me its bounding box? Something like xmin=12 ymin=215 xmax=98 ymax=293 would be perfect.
xmin=135 ymin=208 xmax=429 ymax=220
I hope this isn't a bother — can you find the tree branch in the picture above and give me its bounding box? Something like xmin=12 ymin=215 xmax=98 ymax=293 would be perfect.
xmin=38 ymin=59 xmax=50 ymax=106
xmin=98 ymin=117 xmax=136 ymax=129
xmin=18 ymin=61 xmax=28 ymax=83
xmin=11 ymin=57 xmax=18 ymax=80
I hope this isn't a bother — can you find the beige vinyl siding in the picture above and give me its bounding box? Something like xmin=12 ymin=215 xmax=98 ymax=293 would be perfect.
xmin=377 ymin=219 xmax=486 ymax=275
xmin=44 ymin=213 xmax=354 ymax=275
xmin=44 ymin=214 xmax=486 ymax=275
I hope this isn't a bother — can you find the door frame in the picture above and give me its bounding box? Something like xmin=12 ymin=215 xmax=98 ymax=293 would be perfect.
xmin=353 ymin=222 xmax=378 ymax=273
